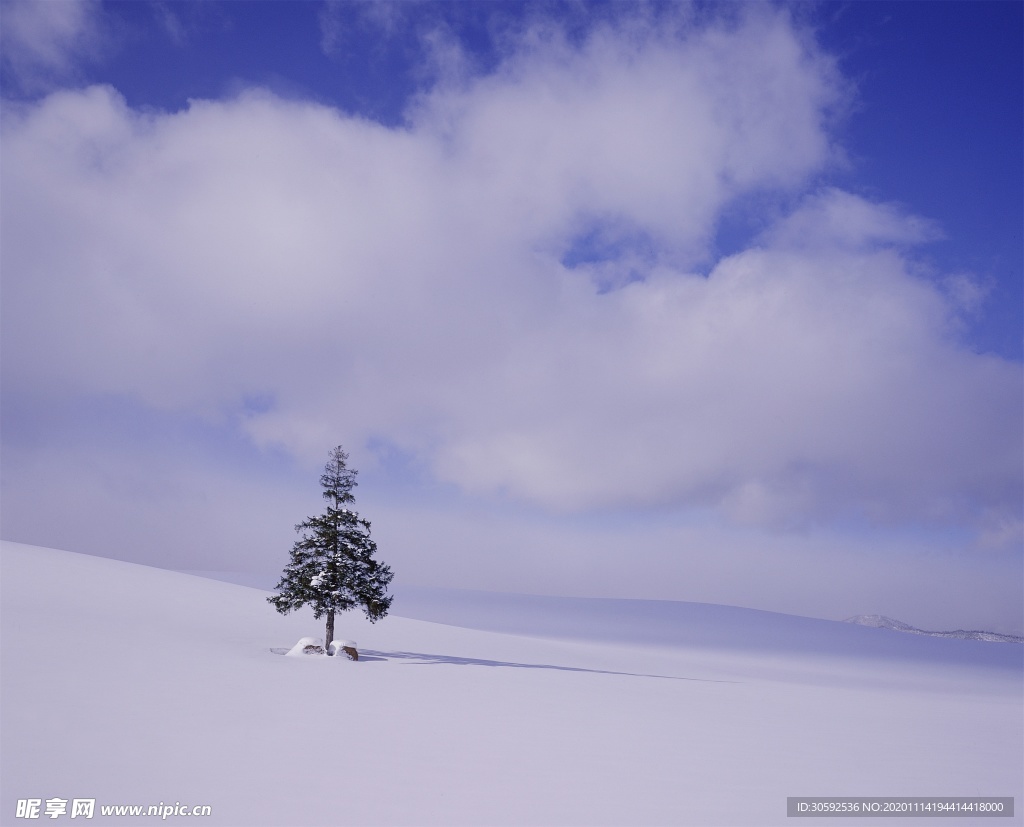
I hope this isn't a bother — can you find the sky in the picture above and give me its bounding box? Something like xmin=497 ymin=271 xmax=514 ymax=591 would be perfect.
xmin=1 ymin=0 xmax=1021 ymax=633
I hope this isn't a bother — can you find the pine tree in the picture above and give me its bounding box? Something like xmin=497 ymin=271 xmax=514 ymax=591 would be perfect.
xmin=268 ymin=446 xmax=394 ymax=649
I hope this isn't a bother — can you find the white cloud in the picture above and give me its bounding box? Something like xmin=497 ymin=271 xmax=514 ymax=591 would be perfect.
xmin=942 ymin=272 xmax=991 ymax=318
xmin=762 ymin=188 xmax=942 ymax=251
xmin=151 ymin=2 xmax=187 ymax=48
xmin=318 ymin=0 xmax=345 ymax=55
xmin=409 ymin=9 xmax=841 ymax=263
xmin=435 ymin=243 xmax=1020 ymax=525
xmin=0 ymin=0 xmax=105 ymax=90
xmin=2 ymin=8 xmax=1019 ymax=540
xmin=318 ymin=0 xmax=412 ymax=57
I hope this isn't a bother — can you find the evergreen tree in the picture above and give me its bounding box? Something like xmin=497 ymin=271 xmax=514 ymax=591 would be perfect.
xmin=268 ymin=446 xmax=394 ymax=648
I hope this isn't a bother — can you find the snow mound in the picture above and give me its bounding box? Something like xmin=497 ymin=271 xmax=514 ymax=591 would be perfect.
xmin=280 ymin=638 xmax=359 ymax=658
xmin=329 ymin=640 xmax=359 ymax=660
xmin=285 ymin=637 xmax=326 ymax=656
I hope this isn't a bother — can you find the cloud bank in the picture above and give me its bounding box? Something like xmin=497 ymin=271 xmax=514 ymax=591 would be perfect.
xmin=2 ymin=9 xmax=1019 ymax=547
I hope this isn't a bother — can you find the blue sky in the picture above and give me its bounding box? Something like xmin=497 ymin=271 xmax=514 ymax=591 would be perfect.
xmin=1 ymin=1 xmax=1021 ymax=632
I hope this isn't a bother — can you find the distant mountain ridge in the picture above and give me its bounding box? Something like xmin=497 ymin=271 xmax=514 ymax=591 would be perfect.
xmin=845 ymin=615 xmax=1024 ymax=644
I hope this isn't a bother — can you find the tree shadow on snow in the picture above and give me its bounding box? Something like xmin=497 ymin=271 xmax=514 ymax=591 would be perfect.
xmin=361 ymin=649 xmax=737 ymax=682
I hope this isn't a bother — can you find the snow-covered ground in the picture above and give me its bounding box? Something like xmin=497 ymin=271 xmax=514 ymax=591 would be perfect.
xmin=2 ymin=541 xmax=1020 ymax=826
xmin=843 ymin=614 xmax=1024 ymax=644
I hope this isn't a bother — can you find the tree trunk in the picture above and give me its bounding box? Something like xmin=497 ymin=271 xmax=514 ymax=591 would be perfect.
xmin=326 ymin=611 xmax=335 ymax=653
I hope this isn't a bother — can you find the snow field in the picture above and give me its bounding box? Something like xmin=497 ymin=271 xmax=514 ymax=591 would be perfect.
xmin=2 ymin=541 xmax=1020 ymax=826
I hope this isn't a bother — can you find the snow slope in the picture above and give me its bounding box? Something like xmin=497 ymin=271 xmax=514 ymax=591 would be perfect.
xmin=2 ymin=541 xmax=1021 ymax=826
xmin=393 ymin=586 xmax=1023 ymax=667
xmin=844 ymin=614 xmax=1024 ymax=644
